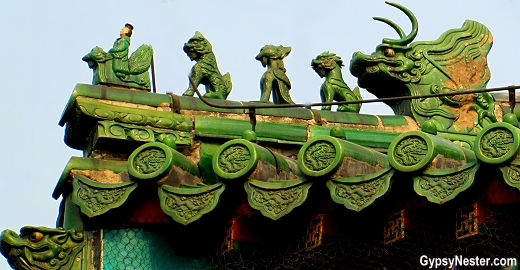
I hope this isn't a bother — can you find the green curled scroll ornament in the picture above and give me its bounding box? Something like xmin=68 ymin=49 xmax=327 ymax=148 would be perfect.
xmin=474 ymin=122 xmax=520 ymax=165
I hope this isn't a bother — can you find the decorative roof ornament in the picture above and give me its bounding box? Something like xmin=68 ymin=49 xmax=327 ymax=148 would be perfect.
xmin=256 ymin=45 xmax=294 ymax=104
xmin=350 ymin=1 xmax=498 ymax=134
xmin=82 ymin=24 xmax=154 ymax=91
xmin=311 ymin=51 xmax=362 ymax=113
xmin=183 ymin=31 xmax=232 ymax=100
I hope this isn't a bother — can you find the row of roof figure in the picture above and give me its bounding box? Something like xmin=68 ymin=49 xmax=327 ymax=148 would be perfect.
xmin=82 ymin=25 xmax=363 ymax=113
xmin=82 ymin=1 xmax=501 ymax=136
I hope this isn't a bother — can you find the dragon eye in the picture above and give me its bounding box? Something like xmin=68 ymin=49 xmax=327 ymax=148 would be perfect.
xmin=383 ymin=48 xmax=395 ymax=57
xmin=29 ymin=232 xmax=43 ymax=242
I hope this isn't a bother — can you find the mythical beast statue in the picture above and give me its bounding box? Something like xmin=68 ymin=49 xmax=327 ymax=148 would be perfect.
xmin=350 ymin=2 xmax=498 ymax=133
xmin=82 ymin=24 xmax=154 ymax=91
xmin=183 ymin=31 xmax=232 ymax=100
xmin=312 ymin=51 xmax=362 ymax=113
xmin=1 ymin=226 xmax=85 ymax=270
xmin=256 ymin=45 xmax=295 ymax=104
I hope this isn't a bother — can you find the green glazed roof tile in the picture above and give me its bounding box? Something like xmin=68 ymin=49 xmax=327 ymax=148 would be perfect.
xmin=309 ymin=126 xmax=400 ymax=149
xmin=379 ymin=115 xmax=409 ymax=126
xmin=255 ymin=107 xmax=313 ymax=120
xmin=194 ymin=116 xmax=307 ymax=142
xmin=318 ymin=110 xmax=379 ymax=126
xmin=178 ymin=96 xmax=246 ymax=114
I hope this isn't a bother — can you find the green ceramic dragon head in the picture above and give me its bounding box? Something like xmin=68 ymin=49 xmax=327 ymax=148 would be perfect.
xmin=183 ymin=31 xmax=213 ymax=61
xmin=1 ymin=226 xmax=84 ymax=270
xmin=350 ymin=1 xmax=497 ymax=133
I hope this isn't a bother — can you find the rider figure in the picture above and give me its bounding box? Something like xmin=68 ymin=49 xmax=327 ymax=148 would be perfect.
xmin=109 ymin=23 xmax=133 ymax=79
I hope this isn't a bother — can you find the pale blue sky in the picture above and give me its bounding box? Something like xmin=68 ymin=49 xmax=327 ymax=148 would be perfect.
xmin=1 ymin=0 xmax=519 ymax=268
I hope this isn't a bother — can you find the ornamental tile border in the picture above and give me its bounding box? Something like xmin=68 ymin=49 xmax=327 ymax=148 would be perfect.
xmin=326 ymin=168 xmax=394 ymax=211
xmin=76 ymin=97 xmax=192 ymax=131
xmin=500 ymin=164 xmax=520 ymax=191
xmin=158 ymin=183 xmax=226 ymax=225
xmin=412 ymin=162 xmax=480 ymax=204
xmin=244 ymin=179 xmax=312 ymax=220
xmin=96 ymin=121 xmax=191 ymax=145
xmin=72 ymin=174 xmax=138 ymax=218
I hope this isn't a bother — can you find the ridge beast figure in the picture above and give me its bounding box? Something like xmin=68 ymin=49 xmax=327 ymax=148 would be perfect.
xmin=349 ymin=2 xmax=498 ymax=133
xmin=82 ymin=23 xmax=154 ymax=91
xmin=183 ymin=31 xmax=232 ymax=100
xmin=0 ymin=226 xmax=85 ymax=270
xmin=312 ymin=51 xmax=362 ymax=113
xmin=256 ymin=45 xmax=295 ymax=104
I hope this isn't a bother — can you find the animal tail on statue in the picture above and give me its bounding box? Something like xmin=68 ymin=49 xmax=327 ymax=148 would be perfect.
xmin=338 ymin=87 xmax=362 ymax=113
xmin=351 ymin=87 xmax=362 ymax=111
xmin=129 ymin=44 xmax=154 ymax=74
xmin=222 ymin=72 xmax=232 ymax=98
xmin=353 ymin=87 xmax=362 ymax=102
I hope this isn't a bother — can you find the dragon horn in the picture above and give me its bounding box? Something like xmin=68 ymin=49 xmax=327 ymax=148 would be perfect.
xmin=374 ymin=1 xmax=418 ymax=46
xmin=373 ymin=17 xmax=406 ymax=38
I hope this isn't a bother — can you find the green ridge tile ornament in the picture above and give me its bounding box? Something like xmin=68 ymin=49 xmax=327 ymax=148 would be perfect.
xmin=72 ymin=174 xmax=137 ymax=218
xmin=82 ymin=24 xmax=153 ymax=91
xmin=158 ymin=183 xmax=225 ymax=225
xmin=388 ymin=131 xmax=476 ymax=173
xmin=256 ymin=45 xmax=294 ymax=104
xmin=76 ymin=98 xmax=192 ymax=131
xmin=183 ymin=31 xmax=232 ymax=99
xmin=350 ymin=2 xmax=497 ymax=134
xmin=326 ymin=168 xmax=394 ymax=211
xmin=244 ymin=179 xmax=312 ymax=220
xmin=0 ymin=226 xmax=86 ymax=270
xmin=59 ymin=83 xmax=171 ymax=127
xmin=94 ymin=121 xmax=190 ymax=145
xmin=311 ymin=51 xmax=362 ymax=112
xmin=474 ymin=122 xmax=520 ymax=165
xmin=127 ymin=142 xmax=200 ymax=180
xmin=212 ymin=139 xmax=301 ymax=181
